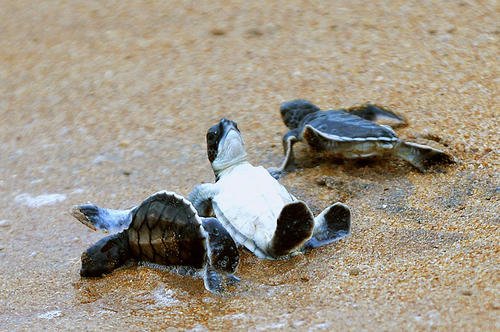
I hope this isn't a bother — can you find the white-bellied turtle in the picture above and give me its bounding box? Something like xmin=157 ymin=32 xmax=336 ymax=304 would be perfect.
xmin=71 ymin=191 xmax=240 ymax=294
xmin=277 ymin=99 xmax=454 ymax=174
xmin=188 ymin=118 xmax=351 ymax=259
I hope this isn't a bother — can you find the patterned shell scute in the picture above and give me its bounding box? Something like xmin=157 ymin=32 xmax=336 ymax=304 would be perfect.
xmin=128 ymin=192 xmax=206 ymax=269
xmin=302 ymin=110 xmax=398 ymax=141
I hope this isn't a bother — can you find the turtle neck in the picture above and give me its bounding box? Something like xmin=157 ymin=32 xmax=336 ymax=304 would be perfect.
xmin=213 ymin=154 xmax=249 ymax=180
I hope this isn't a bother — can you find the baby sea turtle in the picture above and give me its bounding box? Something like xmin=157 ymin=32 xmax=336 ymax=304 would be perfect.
xmin=71 ymin=191 xmax=240 ymax=294
xmin=277 ymin=99 xmax=454 ymax=173
xmin=188 ymin=118 xmax=351 ymax=259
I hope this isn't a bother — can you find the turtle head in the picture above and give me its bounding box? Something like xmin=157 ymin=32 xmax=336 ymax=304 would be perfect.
xmin=80 ymin=232 xmax=130 ymax=277
xmin=206 ymin=118 xmax=248 ymax=176
xmin=280 ymin=99 xmax=321 ymax=129
xmin=202 ymin=217 xmax=239 ymax=274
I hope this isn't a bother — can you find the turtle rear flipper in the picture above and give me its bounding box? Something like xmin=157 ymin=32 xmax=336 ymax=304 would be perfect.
xmin=80 ymin=231 xmax=131 ymax=277
xmin=71 ymin=204 xmax=133 ymax=233
xmin=394 ymin=141 xmax=455 ymax=172
xmin=201 ymin=216 xmax=240 ymax=294
xmin=346 ymin=103 xmax=407 ymax=128
xmin=268 ymin=201 xmax=314 ymax=257
xmin=201 ymin=217 xmax=239 ymax=274
xmin=305 ymin=203 xmax=351 ymax=249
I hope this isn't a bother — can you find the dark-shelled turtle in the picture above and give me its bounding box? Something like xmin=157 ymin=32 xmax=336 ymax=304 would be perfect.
xmin=277 ymin=99 xmax=454 ymax=174
xmin=71 ymin=191 xmax=239 ymax=294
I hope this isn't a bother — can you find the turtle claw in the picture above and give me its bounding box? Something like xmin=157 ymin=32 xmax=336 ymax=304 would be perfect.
xmin=225 ymin=274 xmax=241 ymax=285
xmin=204 ymin=266 xmax=225 ymax=294
xmin=203 ymin=269 xmax=241 ymax=295
xmin=267 ymin=167 xmax=284 ymax=180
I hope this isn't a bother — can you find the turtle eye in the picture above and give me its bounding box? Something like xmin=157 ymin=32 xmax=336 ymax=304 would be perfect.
xmin=207 ymin=131 xmax=217 ymax=141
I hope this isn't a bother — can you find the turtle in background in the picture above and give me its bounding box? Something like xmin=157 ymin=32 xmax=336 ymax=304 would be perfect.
xmin=71 ymin=191 xmax=240 ymax=294
xmin=188 ymin=118 xmax=351 ymax=259
xmin=276 ymin=99 xmax=454 ymax=175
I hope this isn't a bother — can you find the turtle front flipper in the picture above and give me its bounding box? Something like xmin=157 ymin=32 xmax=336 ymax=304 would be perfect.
xmin=202 ymin=217 xmax=240 ymax=293
xmin=71 ymin=204 xmax=133 ymax=233
xmin=268 ymin=201 xmax=314 ymax=257
xmin=393 ymin=141 xmax=455 ymax=172
xmin=304 ymin=203 xmax=351 ymax=249
xmin=274 ymin=129 xmax=300 ymax=177
xmin=203 ymin=265 xmax=225 ymax=294
xmin=203 ymin=268 xmax=240 ymax=294
xmin=346 ymin=103 xmax=407 ymax=128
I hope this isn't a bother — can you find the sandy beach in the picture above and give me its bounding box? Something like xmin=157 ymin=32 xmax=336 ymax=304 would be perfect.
xmin=0 ymin=1 xmax=498 ymax=330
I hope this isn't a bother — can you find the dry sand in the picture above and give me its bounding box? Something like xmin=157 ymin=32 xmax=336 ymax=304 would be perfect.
xmin=0 ymin=1 xmax=498 ymax=330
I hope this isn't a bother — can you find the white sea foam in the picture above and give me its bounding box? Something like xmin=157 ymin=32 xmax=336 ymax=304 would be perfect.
xmin=308 ymin=322 xmax=331 ymax=331
xmin=15 ymin=193 xmax=67 ymax=208
xmin=223 ymin=313 xmax=247 ymax=320
xmin=256 ymin=321 xmax=286 ymax=330
xmin=149 ymin=286 xmax=181 ymax=308
xmin=70 ymin=188 xmax=85 ymax=194
xmin=37 ymin=310 xmax=62 ymax=319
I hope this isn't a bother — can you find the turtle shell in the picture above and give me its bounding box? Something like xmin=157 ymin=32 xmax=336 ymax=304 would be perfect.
xmin=301 ymin=110 xmax=398 ymax=142
xmin=127 ymin=192 xmax=207 ymax=269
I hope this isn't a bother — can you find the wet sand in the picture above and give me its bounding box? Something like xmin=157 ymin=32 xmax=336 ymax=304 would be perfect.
xmin=0 ymin=1 xmax=498 ymax=330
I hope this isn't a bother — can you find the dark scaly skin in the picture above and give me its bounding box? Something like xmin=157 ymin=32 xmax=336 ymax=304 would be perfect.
xmin=280 ymin=99 xmax=321 ymax=130
xmin=268 ymin=201 xmax=314 ymax=257
xmin=345 ymin=103 xmax=406 ymax=126
xmin=206 ymin=118 xmax=241 ymax=180
xmin=304 ymin=203 xmax=351 ymax=249
xmin=201 ymin=218 xmax=239 ymax=273
xmin=128 ymin=193 xmax=206 ymax=268
xmin=206 ymin=121 xmax=225 ymax=163
xmin=80 ymin=231 xmax=131 ymax=277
